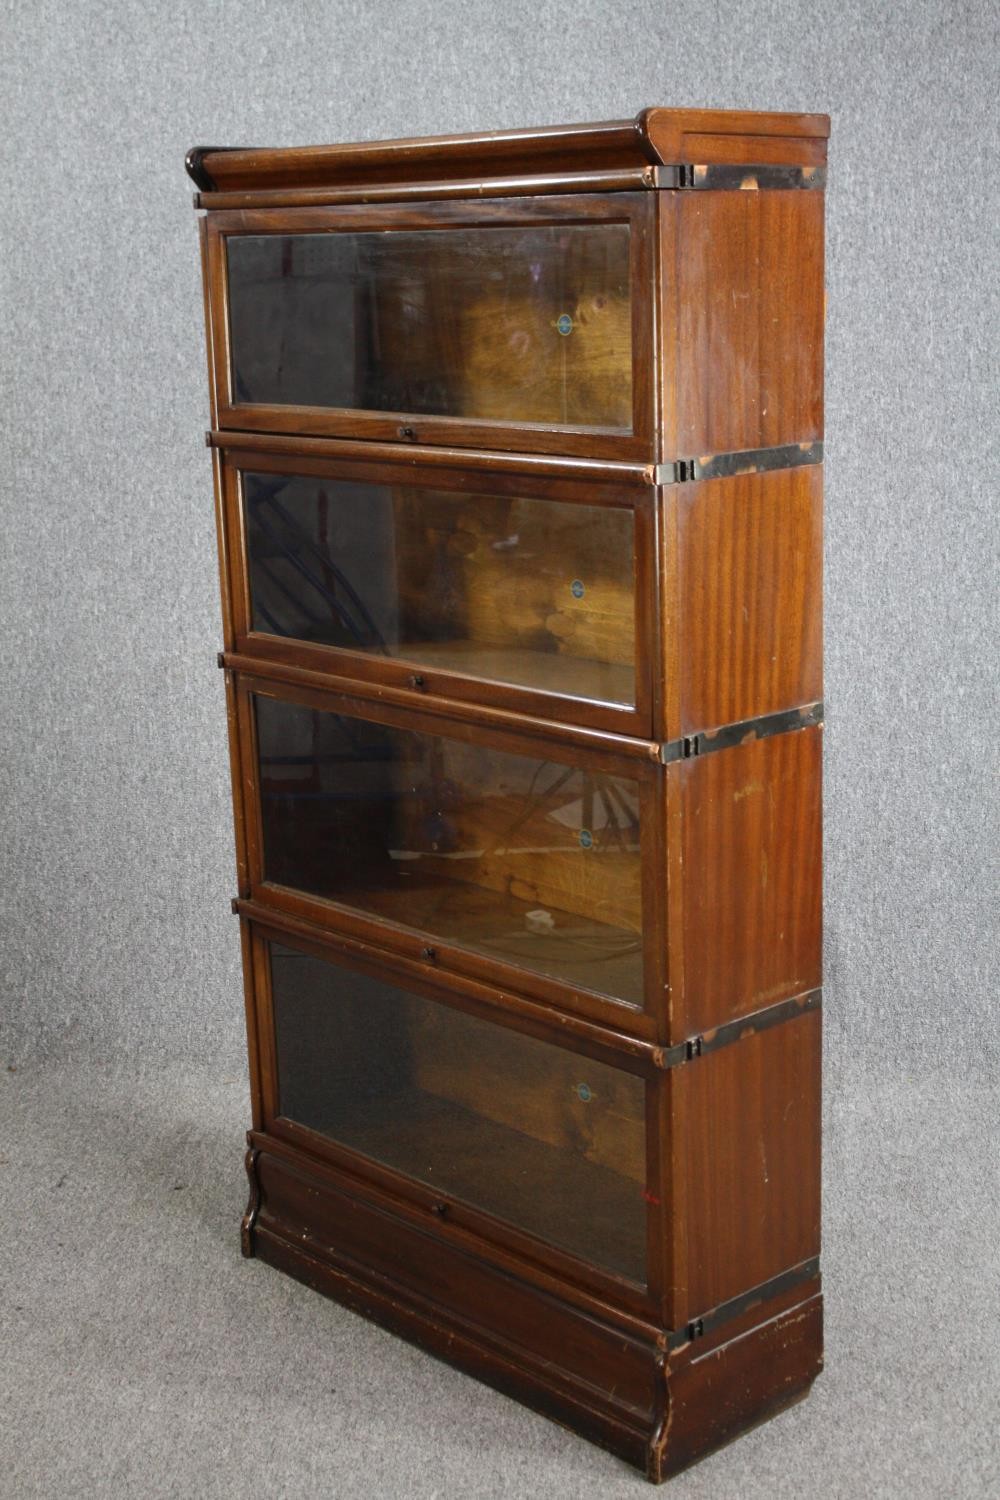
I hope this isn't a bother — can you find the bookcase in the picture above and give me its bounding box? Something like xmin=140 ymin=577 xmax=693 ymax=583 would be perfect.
xmin=187 ymin=107 xmax=827 ymax=1482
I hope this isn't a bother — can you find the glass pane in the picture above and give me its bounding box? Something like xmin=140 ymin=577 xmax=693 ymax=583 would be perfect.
xmin=227 ymin=223 xmax=633 ymax=429
xmin=255 ymin=695 xmax=645 ymax=1007
xmin=243 ymin=472 xmax=636 ymax=708
xmin=269 ymin=941 xmax=647 ymax=1280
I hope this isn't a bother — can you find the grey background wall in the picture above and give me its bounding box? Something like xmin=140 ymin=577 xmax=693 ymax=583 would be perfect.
xmin=2 ymin=4 xmax=998 ymax=1497
xmin=2 ymin=0 xmax=996 ymax=1076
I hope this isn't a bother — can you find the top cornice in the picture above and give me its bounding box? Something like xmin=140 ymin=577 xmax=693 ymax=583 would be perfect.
xmin=186 ymin=107 xmax=830 ymax=197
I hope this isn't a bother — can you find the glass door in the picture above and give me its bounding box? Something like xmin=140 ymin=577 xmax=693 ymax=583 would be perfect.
xmin=222 ymin=450 xmax=655 ymax=736
xmin=264 ymin=936 xmax=649 ymax=1285
xmin=206 ymin=194 xmax=656 ymax=460
xmin=239 ymin=680 xmax=659 ymax=1023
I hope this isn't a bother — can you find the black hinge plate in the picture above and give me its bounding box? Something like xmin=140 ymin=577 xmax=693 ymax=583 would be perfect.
xmin=660 ymin=702 xmax=823 ymax=764
xmin=655 ymin=987 xmax=821 ymax=1072
xmin=657 ymin=163 xmax=826 ymax=192
xmin=665 ymin=1256 xmax=821 ymax=1352
xmin=656 ymin=441 xmax=822 ymax=487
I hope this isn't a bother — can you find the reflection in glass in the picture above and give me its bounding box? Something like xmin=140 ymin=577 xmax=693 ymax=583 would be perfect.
xmin=270 ymin=942 xmax=647 ymax=1280
xmin=243 ymin=472 xmax=636 ymax=707
xmin=255 ymin=696 xmax=645 ymax=1007
xmin=227 ymin=223 xmax=633 ymax=428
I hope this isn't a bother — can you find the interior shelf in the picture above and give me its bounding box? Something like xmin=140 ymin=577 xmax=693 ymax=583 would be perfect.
xmin=332 ymin=875 xmax=644 ymax=1003
xmin=398 ymin=641 xmax=635 ymax=706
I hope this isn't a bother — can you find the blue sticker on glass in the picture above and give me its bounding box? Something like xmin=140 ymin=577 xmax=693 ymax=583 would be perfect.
xmin=576 ymin=1083 xmax=593 ymax=1103
xmin=570 ymin=579 xmax=585 ymax=598
xmin=556 ymin=313 xmax=574 ymax=336
xmin=579 ymin=829 xmax=593 ymax=849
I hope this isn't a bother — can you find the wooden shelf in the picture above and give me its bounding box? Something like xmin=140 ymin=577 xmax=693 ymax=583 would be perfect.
xmin=312 ymin=875 xmax=644 ymax=1006
xmin=401 ymin=641 xmax=635 ymax=706
xmin=260 ymin=638 xmax=636 ymax=708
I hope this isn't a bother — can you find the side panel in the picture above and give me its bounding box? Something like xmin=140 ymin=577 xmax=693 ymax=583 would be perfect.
xmin=655 ymin=1293 xmax=823 ymax=1481
xmin=671 ymin=464 xmax=823 ymax=735
xmin=656 ymin=179 xmax=824 ymax=1373
xmin=669 ymin=1008 xmax=822 ymax=1318
xmin=659 ymin=188 xmax=825 ymax=457
xmin=674 ymin=726 xmax=823 ymax=1037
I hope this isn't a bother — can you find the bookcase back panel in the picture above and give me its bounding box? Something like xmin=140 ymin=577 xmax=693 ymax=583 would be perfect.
xmin=240 ymin=470 xmax=637 ymax=706
xmin=268 ymin=940 xmax=648 ymax=1281
xmin=253 ymin=694 xmax=646 ymax=1007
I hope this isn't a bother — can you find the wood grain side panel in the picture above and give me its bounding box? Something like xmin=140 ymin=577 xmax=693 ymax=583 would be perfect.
xmin=657 ymin=1293 xmax=823 ymax=1480
xmin=673 ymin=1010 xmax=822 ymax=1316
xmin=675 ymin=464 xmax=823 ymax=734
xmin=678 ymin=133 xmax=827 ymax=166
xmin=676 ymin=726 xmax=822 ymax=1036
xmin=674 ymin=190 xmax=825 ymax=455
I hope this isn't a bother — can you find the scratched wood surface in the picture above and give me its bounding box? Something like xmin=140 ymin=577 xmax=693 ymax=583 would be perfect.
xmin=669 ymin=1006 xmax=822 ymax=1313
xmin=663 ymin=188 xmax=825 ymax=457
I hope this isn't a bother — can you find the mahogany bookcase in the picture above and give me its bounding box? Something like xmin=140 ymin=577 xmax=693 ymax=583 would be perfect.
xmin=187 ymin=107 xmax=828 ymax=1482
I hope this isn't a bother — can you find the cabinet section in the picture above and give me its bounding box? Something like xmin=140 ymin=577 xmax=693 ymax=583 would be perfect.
xmin=266 ymin=938 xmax=648 ymax=1282
xmin=219 ymin=447 xmax=655 ymax=735
xmin=204 ymin=195 xmax=656 ymax=459
xmin=245 ymin=685 xmax=650 ymax=1013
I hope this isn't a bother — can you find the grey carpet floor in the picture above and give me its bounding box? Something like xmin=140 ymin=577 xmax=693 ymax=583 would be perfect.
xmin=1 ymin=1061 xmax=997 ymax=1499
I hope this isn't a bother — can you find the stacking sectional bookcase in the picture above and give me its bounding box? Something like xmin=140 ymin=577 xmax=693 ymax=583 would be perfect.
xmin=187 ymin=106 xmax=828 ymax=1482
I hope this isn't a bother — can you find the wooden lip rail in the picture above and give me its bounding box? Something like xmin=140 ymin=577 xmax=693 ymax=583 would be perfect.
xmin=205 ymin=428 xmax=658 ymax=485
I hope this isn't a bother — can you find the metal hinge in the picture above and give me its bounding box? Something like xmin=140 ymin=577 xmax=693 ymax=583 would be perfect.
xmin=659 ymin=703 xmax=824 ymax=764
xmin=657 ymin=456 xmax=701 ymax=485
xmin=665 ymin=1256 xmax=821 ymax=1352
xmin=655 ymin=163 xmax=826 ymax=192
xmin=659 ymin=734 xmax=699 ymax=764
xmin=655 ymin=441 xmax=823 ymax=487
xmin=655 ymin=989 xmax=822 ymax=1072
